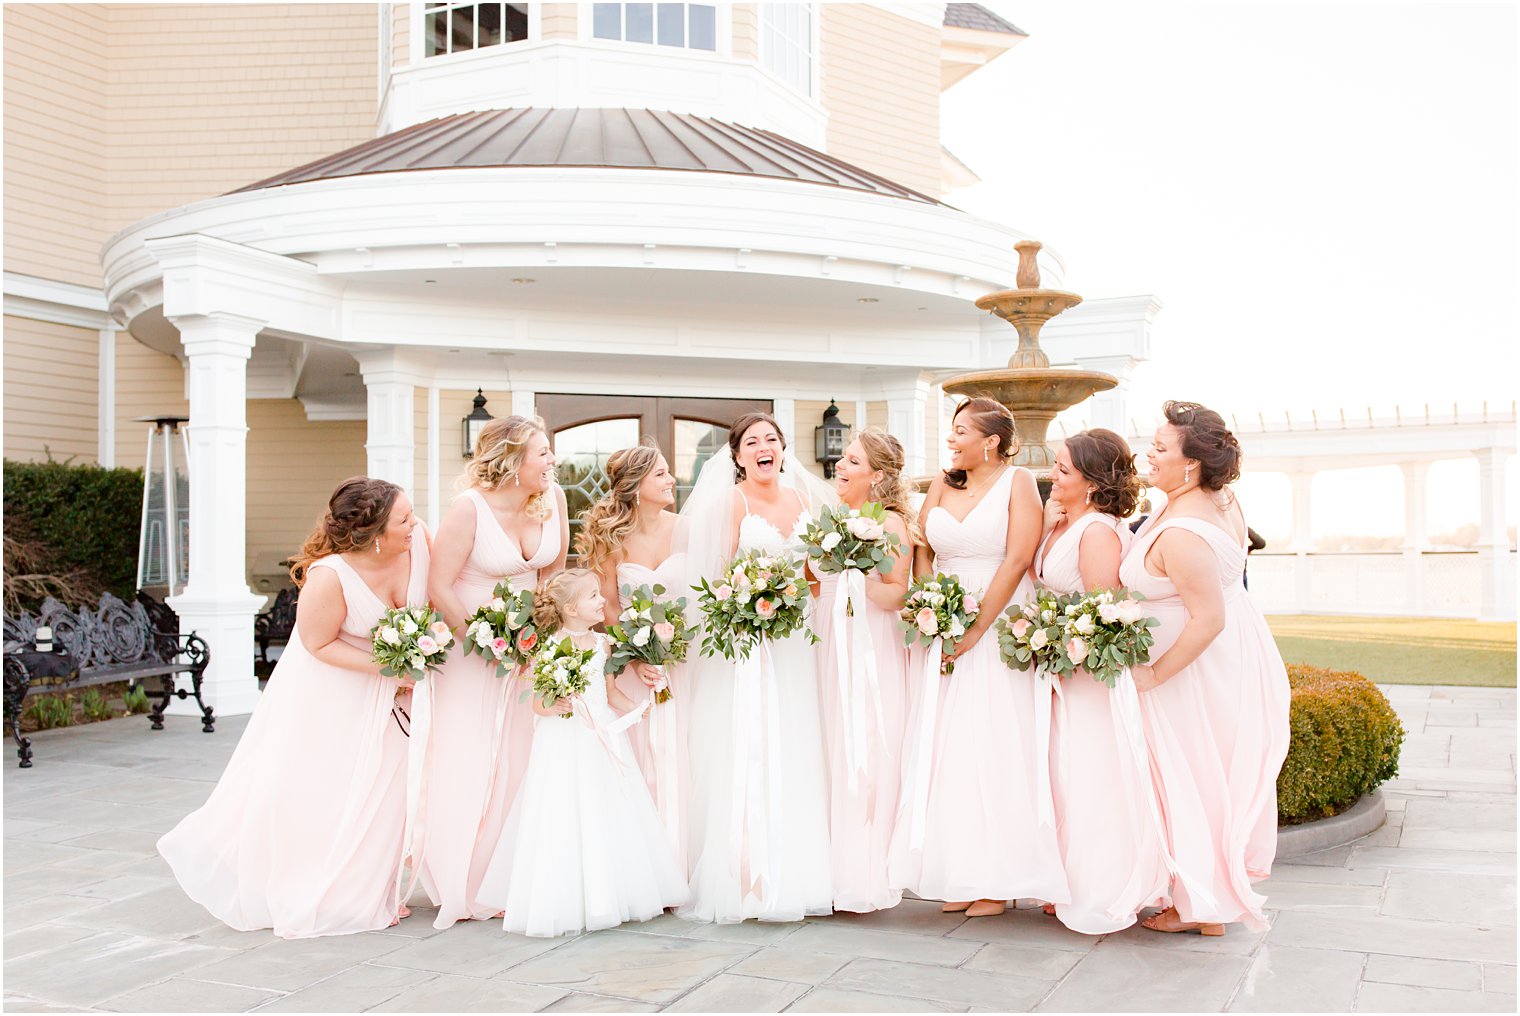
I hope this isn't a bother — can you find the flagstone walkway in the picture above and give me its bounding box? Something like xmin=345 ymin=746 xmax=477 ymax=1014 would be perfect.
xmin=4 ymin=684 xmax=1514 ymax=1013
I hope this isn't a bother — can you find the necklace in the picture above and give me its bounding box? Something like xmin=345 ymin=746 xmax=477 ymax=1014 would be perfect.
xmin=965 ymin=465 xmax=1006 ymax=499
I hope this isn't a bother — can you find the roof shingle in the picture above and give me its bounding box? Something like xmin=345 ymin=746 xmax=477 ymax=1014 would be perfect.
xmin=943 ymin=3 xmax=1026 ymax=37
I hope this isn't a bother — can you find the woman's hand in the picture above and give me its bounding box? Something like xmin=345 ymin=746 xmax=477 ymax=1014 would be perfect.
xmin=633 ymin=661 xmax=665 ymax=689
xmin=943 ymin=625 xmax=985 ymax=670
xmin=1042 ymin=496 xmax=1067 ymax=532
xmin=1130 ymin=663 xmax=1160 ymax=692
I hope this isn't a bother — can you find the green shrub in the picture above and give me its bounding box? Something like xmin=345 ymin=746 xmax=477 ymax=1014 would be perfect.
xmin=3 ymin=459 xmax=144 ymax=610
xmin=1278 ymin=664 xmax=1404 ymax=824
xmin=122 ymin=684 xmax=150 ymax=715
xmin=24 ymin=693 xmax=73 ymax=730
xmin=80 ymin=689 xmax=113 ymax=722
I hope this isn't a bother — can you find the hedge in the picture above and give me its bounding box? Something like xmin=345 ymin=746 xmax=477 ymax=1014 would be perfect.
xmin=1278 ymin=664 xmax=1404 ymax=824
xmin=3 ymin=459 xmax=144 ymax=609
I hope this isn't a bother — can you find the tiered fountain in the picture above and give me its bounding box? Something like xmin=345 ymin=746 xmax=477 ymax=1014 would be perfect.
xmin=943 ymin=240 xmax=1116 ymax=470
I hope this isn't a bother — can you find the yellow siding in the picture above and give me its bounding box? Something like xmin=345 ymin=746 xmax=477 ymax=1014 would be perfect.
xmin=439 ymin=388 xmax=483 ymax=500
xmin=731 ymin=4 xmax=758 ymax=61
xmin=820 ymin=4 xmax=941 ymax=197
xmin=245 ymin=398 xmax=366 ymax=589
xmin=413 ymin=386 xmax=430 ymax=523
xmin=392 ymin=1 xmax=410 ymax=67
xmin=539 ymin=3 xmax=577 ymax=39
xmin=2 ymin=316 xmax=100 ymax=463
xmin=113 ymin=336 xmax=187 ymax=469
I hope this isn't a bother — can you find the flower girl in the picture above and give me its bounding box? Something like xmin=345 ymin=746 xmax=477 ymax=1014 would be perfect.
xmin=476 ymin=569 xmax=689 ymax=936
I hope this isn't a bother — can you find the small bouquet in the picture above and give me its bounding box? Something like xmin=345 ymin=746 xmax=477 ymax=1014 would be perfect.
xmin=900 ymin=573 xmax=980 ymax=673
xmin=996 ymin=587 xmax=1076 ymax=677
xmin=371 ymin=604 xmax=454 ymax=681
xmin=693 ymin=549 xmax=814 ymax=661
xmin=1060 ymin=589 xmax=1159 ymax=688
xmin=606 ymin=583 xmax=692 ymax=704
xmin=529 ymin=636 xmax=599 ymax=719
xmin=801 ymin=502 xmax=904 ymax=577
xmin=463 ymin=579 xmax=539 ymax=677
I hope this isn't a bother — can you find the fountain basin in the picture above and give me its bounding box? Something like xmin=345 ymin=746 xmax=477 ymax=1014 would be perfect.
xmin=943 ymin=367 xmax=1117 ymax=470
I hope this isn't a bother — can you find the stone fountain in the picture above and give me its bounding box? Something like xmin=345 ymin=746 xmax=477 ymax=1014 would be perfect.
xmin=942 ymin=240 xmax=1116 ymax=470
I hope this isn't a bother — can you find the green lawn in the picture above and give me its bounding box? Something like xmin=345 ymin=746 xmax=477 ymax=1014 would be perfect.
xmin=1266 ymin=614 xmax=1517 ymax=687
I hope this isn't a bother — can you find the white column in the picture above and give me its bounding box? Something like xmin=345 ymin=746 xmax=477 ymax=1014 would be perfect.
xmin=165 ymin=312 xmax=265 ymax=717
xmin=360 ymin=360 xmax=415 ymax=495
xmin=511 ymin=388 xmax=536 ymax=420
xmin=97 ymin=326 xmax=117 ymax=467
xmin=1401 ymin=461 xmax=1430 ymax=614
xmin=885 ymin=378 xmax=930 ymax=477
xmin=1475 ymin=448 xmax=1515 ymax=621
xmin=1069 ymin=354 xmax=1139 ymax=433
xmin=427 ymin=385 xmax=441 ymax=530
xmin=1289 ymin=471 xmax=1314 ymax=613
xmin=772 ymin=398 xmax=797 ymax=446
xmin=853 ymin=399 xmax=868 ymax=438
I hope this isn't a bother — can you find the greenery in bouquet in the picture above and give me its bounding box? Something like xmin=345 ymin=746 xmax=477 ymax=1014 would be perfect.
xmin=463 ymin=579 xmax=539 ymax=677
xmin=899 ymin=573 xmax=981 ymax=673
xmin=1060 ymin=588 xmax=1159 ymax=688
xmin=371 ymin=604 xmax=454 ymax=681
xmin=801 ymin=501 xmax=903 ymax=576
xmin=606 ymin=582 xmax=691 ymax=704
xmin=996 ymin=587 xmax=1076 ymax=677
xmin=529 ymin=636 xmax=599 ymax=719
xmin=693 ymin=549 xmax=814 ymax=661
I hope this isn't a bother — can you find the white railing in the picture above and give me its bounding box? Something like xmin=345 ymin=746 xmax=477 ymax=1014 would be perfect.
xmin=1248 ymin=550 xmax=1517 ymax=619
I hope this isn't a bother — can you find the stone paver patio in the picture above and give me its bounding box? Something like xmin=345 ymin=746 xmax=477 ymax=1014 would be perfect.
xmin=3 ymin=685 xmax=1514 ymax=1013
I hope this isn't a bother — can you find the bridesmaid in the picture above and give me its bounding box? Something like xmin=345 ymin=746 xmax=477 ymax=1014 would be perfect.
xmin=412 ymin=415 xmax=568 ymax=929
xmin=578 ymin=441 xmax=688 ymax=860
xmin=1034 ymin=429 xmax=1168 ymax=934
xmin=815 ymin=428 xmax=915 ymax=913
xmin=1121 ymin=401 xmax=1290 ymax=935
xmin=159 ymin=478 xmax=425 ymax=938
xmin=890 ymin=397 xmax=1068 ymax=918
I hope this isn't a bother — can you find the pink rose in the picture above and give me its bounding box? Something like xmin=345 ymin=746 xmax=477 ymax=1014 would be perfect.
xmin=962 ymin=595 xmax=980 ymax=616
xmin=1010 ymin=617 xmax=1031 ymax=639
xmin=416 ymin=635 xmax=438 ymax=654
xmin=784 ymin=583 xmax=798 ymax=598
xmin=653 ymin=621 xmax=676 ymax=642
xmin=492 ymin=636 xmax=509 ymax=654
xmin=715 ymin=584 xmax=734 ymax=602
xmin=1066 ymin=636 xmax=1089 ymax=665
xmin=755 ymin=598 xmax=778 ymax=619
xmin=430 ymin=621 xmax=451 ymax=638
xmin=516 ymin=630 xmax=538 ymax=654
xmin=915 ymin=607 xmax=938 ymax=636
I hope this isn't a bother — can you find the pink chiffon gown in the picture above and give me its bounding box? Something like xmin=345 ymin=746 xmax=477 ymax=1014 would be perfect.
xmin=613 ymin=555 xmax=690 ymax=866
xmin=410 ymin=489 xmax=560 ymax=929
xmin=1119 ymin=516 xmax=1291 ymax=930
xmin=889 ymin=467 xmax=1069 ymax=906
xmin=1036 ymin=512 xmax=1169 ymax=934
xmin=816 ymin=568 xmax=909 ymax=912
xmin=158 ymin=534 xmax=430 ymax=939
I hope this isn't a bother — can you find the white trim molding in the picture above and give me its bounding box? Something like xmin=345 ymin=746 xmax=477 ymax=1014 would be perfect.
xmin=3 ymin=272 xmax=112 ymax=330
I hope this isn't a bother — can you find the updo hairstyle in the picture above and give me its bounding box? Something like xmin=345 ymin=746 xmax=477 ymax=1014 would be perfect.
xmin=530 ymin=568 xmax=599 ymax=633
xmin=290 ymin=477 xmax=402 ymax=585
xmin=1063 ymin=428 xmax=1141 ymax=518
xmin=1163 ymin=400 xmax=1242 ymax=491
xmin=945 ymin=397 xmax=1019 ymax=490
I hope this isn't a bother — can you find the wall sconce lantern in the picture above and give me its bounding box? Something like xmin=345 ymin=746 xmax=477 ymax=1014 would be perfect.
xmin=814 ymin=399 xmax=850 ymax=479
xmin=462 ymin=389 xmax=493 ymax=459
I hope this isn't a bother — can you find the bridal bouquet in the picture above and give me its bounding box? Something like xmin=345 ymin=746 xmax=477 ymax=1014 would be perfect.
xmin=693 ymin=549 xmax=814 ymax=661
xmin=900 ymin=573 xmax=980 ymax=673
xmin=371 ymin=604 xmax=454 ymax=681
xmin=801 ymin=502 xmax=903 ymax=577
xmin=1060 ymin=589 xmax=1159 ymax=688
xmin=996 ymin=587 xmax=1076 ymax=677
xmin=463 ymin=579 xmax=539 ymax=677
xmin=606 ymin=583 xmax=691 ymax=704
xmin=529 ymin=636 xmax=599 ymax=719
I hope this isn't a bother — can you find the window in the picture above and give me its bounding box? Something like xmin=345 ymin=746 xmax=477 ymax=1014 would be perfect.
xmin=762 ymin=2 xmax=813 ymax=95
xmin=424 ymin=3 xmax=529 ymax=57
xmin=592 ymin=3 xmax=716 ymax=51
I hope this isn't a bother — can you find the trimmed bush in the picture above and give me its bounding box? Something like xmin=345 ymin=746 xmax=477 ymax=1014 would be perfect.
xmin=3 ymin=459 xmax=143 ymax=610
xmin=1278 ymin=664 xmax=1404 ymax=824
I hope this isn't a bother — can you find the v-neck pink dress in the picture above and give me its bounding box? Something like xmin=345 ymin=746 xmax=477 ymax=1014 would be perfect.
xmin=158 ymin=534 xmax=429 ymax=939
xmin=1119 ymin=516 xmax=1291 ymax=930
xmin=410 ymin=489 xmax=561 ymax=929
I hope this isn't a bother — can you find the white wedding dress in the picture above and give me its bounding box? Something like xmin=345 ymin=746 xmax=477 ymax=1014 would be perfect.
xmin=678 ymin=484 xmax=834 ymax=923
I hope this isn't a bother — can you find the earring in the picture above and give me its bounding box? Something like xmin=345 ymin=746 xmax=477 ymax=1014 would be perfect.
xmin=1184 ymin=465 xmax=1191 ymax=485
xmin=635 ymin=492 xmax=641 ymax=508
xmin=515 ymin=473 xmax=520 ymax=487
xmin=983 ymin=446 xmax=990 ymax=463
xmin=1084 ymin=489 xmax=1093 ymax=506
xmin=374 ymin=538 xmax=380 ymax=554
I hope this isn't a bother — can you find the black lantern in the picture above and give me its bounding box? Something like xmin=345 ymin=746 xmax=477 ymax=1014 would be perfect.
xmin=462 ymin=389 xmax=493 ymax=459
xmin=814 ymin=399 xmax=850 ymax=479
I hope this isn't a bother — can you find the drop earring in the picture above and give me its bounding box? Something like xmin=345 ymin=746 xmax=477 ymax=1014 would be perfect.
xmin=635 ymin=492 xmax=641 ymax=508
xmin=983 ymin=446 xmax=989 ymax=463
xmin=1184 ymin=465 xmax=1191 ymax=485
xmin=1084 ymin=489 xmax=1093 ymax=506
xmin=515 ymin=473 xmax=520 ymax=487
xmin=374 ymin=538 xmax=380 ymax=554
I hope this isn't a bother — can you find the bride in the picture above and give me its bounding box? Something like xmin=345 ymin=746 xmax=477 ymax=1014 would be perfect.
xmin=676 ymin=412 xmax=836 ymax=923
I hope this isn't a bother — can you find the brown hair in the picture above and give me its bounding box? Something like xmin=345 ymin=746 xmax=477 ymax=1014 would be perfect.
xmin=464 ymin=414 xmax=553 ymax=521
xmin=1162 ymin=400 xmax=1242 ymax=491
xmin=728 ymin=412 xmax=786 ymax=481
xmin=1064 ymin=428 xmax=1141 ymax=518
xmin=856 ymin=427 xmax=922 ymax=545
xmin=290 ymin=477 xmax=403 ymax=585
xmin=945 ymin=397 xmax=1018 ymax=490
xmin=531 ymin=568 xmax=599 ymax=633
xmin=576 ymin=441 xmax=662 ymax=571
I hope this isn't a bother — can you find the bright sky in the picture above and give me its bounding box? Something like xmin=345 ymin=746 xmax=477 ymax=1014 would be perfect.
xmin=940 ymin=1 xmax=1518 ymax=542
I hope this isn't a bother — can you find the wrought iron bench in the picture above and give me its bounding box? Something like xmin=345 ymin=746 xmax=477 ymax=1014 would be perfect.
xmin=2 ymin=593 xmax=213 ymax=768
xmin=254 ymin=587 xmax=298 ymax=668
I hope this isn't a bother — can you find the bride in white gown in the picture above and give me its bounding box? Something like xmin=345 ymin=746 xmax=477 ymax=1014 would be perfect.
xmin=676 ymin=413 xmax=837 ymax=923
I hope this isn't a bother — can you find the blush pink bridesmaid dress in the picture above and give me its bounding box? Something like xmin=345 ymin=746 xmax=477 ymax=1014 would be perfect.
xmin=158 ymin=534 xmax=430 ymax=939
xmin=410 ymin=489 xmax=560 ymax=929
xmin=1119 ymin=516 xmax=1291 ymax=931
xmin=1035 ymin=512 xmax=1169 ymax=934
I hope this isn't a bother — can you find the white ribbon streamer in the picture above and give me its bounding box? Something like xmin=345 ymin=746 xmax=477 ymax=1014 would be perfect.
xmin=1033 ymin=665 xmax=1061 ymax=828
xmin=645 ymin=673 xmax=684 ymax=863
xmin=573 ymin=694 xmax=647 ymax=772
xmin=832 ymin=569 xmax=886 ymax=796
xmin=399 ymin=677 xmax=434 ymax=905
xmin=905 ymin=639 xmax=944 ymax=850
xmin=728 ymin=640 xmax=783 ymax=907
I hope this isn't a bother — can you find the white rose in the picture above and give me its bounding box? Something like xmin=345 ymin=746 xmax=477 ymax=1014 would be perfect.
xmin=473 ymin=625 xmax=493 ymax=648
xmin=1117 ymin=600 xmax=1146 ymax=625
xmin=491 ymin=596 xmax=507 ymax=612
xmin=821 ymin=532 xmax=843 ymax=552
xmin=632 ymin=625 xmax=652 ymax=647
xmin=1098 ymin=602 xmax=1121 ymax=624
xmin=1067 ymin=636 xmax=1089 ymax=665
xmin=400 ymin=616 xmax=418 ymax=635
xmin=948 ymin=617 xmax=965 ymax=638
xmin=1030 ymin=628 xmax=1049 ymax=651
xmin=1074 ymin=614 xmax=1095 ymax=636
xmin=380 ymin=626 xmax=401 ymax=646
xmin=844 ymin=516 xmax=885 ymax=541
xmin=1041 ymin=609 xmax=1054 ymax=623
xmin=1064 ymin=605 xmax=1079 ymax=617
xmin=929 ymin=592 xmax=945 ymax=606
xmin=408 ymin=653 xmax=424 ymax=670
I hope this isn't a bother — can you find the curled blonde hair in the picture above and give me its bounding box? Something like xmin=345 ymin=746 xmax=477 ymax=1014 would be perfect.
xmin=464 ymin=414 xmax=552 ymax=521
xmin=576 ymin=441 xmax=661 ymax=572
xmin=857 ymin=428 xmax=922 ymax=546
xmin=531 ymin=568 xmax=598 ymax=633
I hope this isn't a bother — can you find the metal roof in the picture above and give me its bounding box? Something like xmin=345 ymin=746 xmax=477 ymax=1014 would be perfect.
xmin=232 ymin=108 xmax=939 ymax=203
xmin=943 ymin=3 xmax=1027 ymax=36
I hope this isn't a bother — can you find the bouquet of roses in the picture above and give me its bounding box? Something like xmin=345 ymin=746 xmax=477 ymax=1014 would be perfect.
xmin=1059 ymin=589 xmax=1159 ymax=688
xmin=996 ymin=587 xmax=1076 ymax=678
xmin=693 ymin=549 xmax=814 ymax=661
xmin=801 ymin=502 xmax=903 ymax=577
xmin=899 ymin=573 xmax=980 ymax=673
xmin=371 ymin=604 xmax=454 ymax=681
xmin=606 ymin=583 xmax=692 ymax=704
xmin=463 ymin=579 xmax=540 ymax=677
xmin=529 ymin=636 xmax=599 ymax=719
